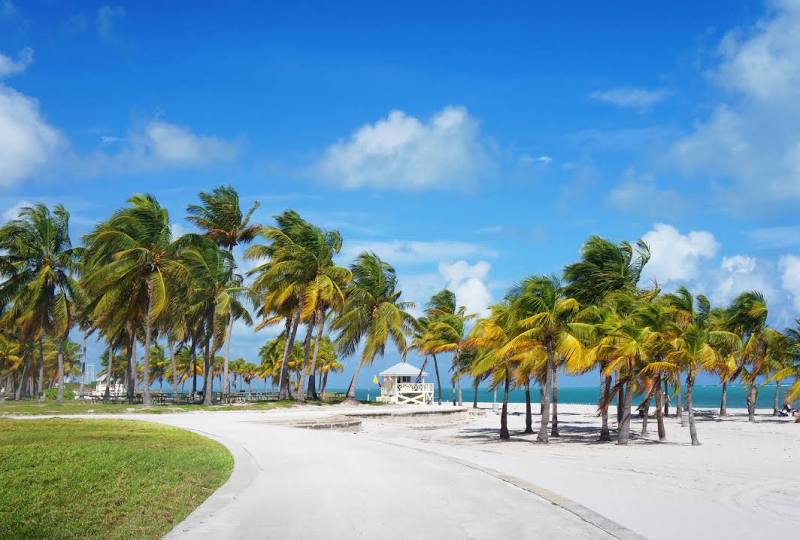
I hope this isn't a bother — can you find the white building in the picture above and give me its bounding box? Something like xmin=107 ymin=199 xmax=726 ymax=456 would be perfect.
xmin=92 ymin=373 xmax=125 ymax=398
xmin=376 ymin=361 xmax=434 ymax=405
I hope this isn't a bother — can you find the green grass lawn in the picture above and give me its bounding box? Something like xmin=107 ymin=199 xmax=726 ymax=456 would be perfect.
xmin=0 ymin=399 xmax=299 ymax=416
xmin=0 ymin=419 xmax=233 ymax=540
xmin=0 ymin=397 xmax=381 ymax=416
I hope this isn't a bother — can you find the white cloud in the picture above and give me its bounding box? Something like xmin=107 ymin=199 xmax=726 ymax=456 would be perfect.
xmin=0 ymin=47 xmax=33 ymax=78
xmin=1 ymin=199 xmax=31 ymax=222
xmin=607 ymin=169 xmax=687 ymax=215
xmin=0 ymin=84 xmax=65 ymax=187
xmin=640 ymin=223 xmax=720 ymax=284
xmin=400 ymin=260 xmax=493 ymax=318
xmin=671 ymin=0 xmax=800 ymax=208
xmin=141 ymin=121 xmax=237 ymax=164
xmin=591 ymin=87 xmax=670 ymax=112
xmin=519 ymin=154 xmax=552 ymax=166
xmin=779 ymin=255 xmax=800 ymax=310
xmin=317 ymin=106 xmax=489 ymax=191
xmin=97 ymin=5 xmax=124 ymax=41
xmin=341 ymin=239 xmax=496 ymax=266
xmin=85 ymin=120 xmax=239 ymax=174
xmin=439 ymin=260 xmax=492 ymax=317
xmin=169 ymin=222 xmax=187 ymax=239
xmin=711 ymin=255 xmax=778 ymax=306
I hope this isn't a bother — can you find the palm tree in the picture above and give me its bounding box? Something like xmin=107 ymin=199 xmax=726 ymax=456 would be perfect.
xmin=412 ymin=290 xmax=458 ymax=405
xmin=504 ymin=276 xmax=588 ymax=443
xmin=82 ymin=194 xmax=186 ymax=405
xmin=466 ymin=302 xmax=518 ymax=439
xmin=187 ymin=185 xmax=259 ymax=395
xmin=0 ymin=204 xmax=82 ymax=402
xmin=181 ymin=240 xmax=247 ymax=405
xmin=763 ymin=330 xmax=793 ymax=415
xmin=331 ymin=252 xmax=416 ymax=403
xmin=422 ymin=291 xmax=474 ymax=407
xmin=247 ymin=210 xmax=311 ymax=400
xmin=593 ymin=305 xmax=652 ymax=445
xmin=726 ymin=291 xmax=769 ymax=422
xmin=563 ymin=236 xmax=651 ymax=440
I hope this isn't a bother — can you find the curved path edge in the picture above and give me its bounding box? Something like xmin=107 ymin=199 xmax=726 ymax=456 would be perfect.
xmin=161 ymin=425 xmax=261 ymax=539
xmin=374 ymin=439 xmax=646 ymax=540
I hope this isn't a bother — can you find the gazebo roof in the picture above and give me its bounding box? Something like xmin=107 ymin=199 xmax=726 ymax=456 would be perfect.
xmin=380 ymin=361 xmax=427 ymax=377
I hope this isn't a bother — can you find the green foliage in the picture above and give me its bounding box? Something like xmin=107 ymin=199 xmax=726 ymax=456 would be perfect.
xmin=44 ymin=387 xmax=75 ymax=401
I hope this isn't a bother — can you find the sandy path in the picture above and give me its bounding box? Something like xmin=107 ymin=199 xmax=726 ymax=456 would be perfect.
xmin=366 ymin=403 xmax=799 ymax=540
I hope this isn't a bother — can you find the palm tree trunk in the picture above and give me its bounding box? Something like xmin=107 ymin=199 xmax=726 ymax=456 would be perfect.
xmin=142 ymin=299 xmax=153 ymax=406
xmin=79 ymin=336 xmax=87 ymax=398
xmin=663 ymin=380 xmax=670 ymax=416
xmin=203 ymin=336 xmax=213 ymax=406
xmin=655 ymin=375 xmax=666 ymax=442
xmin=686 ymin=372 xmax=700 ymax=446
xmin=37 ymin=338 xmax=44 ymax=400
xmin=306 ymin=309 xmax=325 ymax=400
xmin=538 ymin=346 xmax=554 ymax=443
xmin=451 ymin=381 xmax=456 ymax=406
xmin=169 ymin=341 xmax=177 ymax=400
xmin=191 ymin=339 xmax=198 ymax=396
xmin=278 ymin=311 xmax=300 ymax=400
xmin=500 ymin=372 xmax=510 ymax=440
xmin=345 ymin=359 xmax=363 ymax=401
xmin=296 ymin=321 xmax=314 ymax=403
xmin=223 ymin=315 xmax=233 ymax=397
xmin=677 ymin=379 xmax=686 ymax=427
xmin=457 ymin=376 xmax=463 ymax=407
xmin=616 ymin=380 xmax=624 ymax=424
xmin=524 ymin=380 xmax=533 ymax=434
xmin=599 ymin=376 xmax=611 ymax=441
xmin=618 ymin=378 xmax=633 ymax=445
xmin=127 ymin=333 xmax=136 ymax=404
xmin=747 ymin=383 xmax=758 ymax=422
xmin=551 ymin=363 xmax=559 ymax=437
xmin=432 ymin=353 xmax=442 ymax=405
xmin=472 ymin=377 xmax=479 ymax=409
xmin=56 ymin=340 xmax=65 ymax=403
xmin=640 ymin=391 xmax=651 ymax=437
xmin=719 ymin=379 xmax=728 ymax=416
xmin=321 ymin=371 xmax=329 ymax=396
xmin=15 ymin=354 xmax=30 ymax=400
xmin=539 ymin=385 xmax=544 ymax=415
xmin=773 ymin=380 xmax=781 ymax=416
xmin=105 ymin=345 xmax=113 ymax=401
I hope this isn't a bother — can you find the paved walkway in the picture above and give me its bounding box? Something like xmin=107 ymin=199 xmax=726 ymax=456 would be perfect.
xmin=125 ymin=411 xmax=617 ymax=539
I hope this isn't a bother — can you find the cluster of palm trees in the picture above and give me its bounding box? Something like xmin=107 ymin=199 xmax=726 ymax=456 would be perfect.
xmin=1 ymin=190 xmax=798 ymax=443
xmin=452 ymin=237 xmax=800 ymax=444
xmin=0 ymin=186 xmax=414 ymax=406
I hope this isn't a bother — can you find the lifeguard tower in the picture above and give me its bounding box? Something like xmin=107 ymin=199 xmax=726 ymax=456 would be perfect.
xmin=376 ymin=361 xmax=434 ymax=405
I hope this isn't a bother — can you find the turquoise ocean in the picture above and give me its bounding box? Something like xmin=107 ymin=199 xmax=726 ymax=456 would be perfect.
xmin=350 ymin=384 xmax=793 ymax=409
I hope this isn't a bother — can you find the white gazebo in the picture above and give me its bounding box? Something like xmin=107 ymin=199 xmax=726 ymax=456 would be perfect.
xmin=376 ymin=361 xmax=434 ymax=405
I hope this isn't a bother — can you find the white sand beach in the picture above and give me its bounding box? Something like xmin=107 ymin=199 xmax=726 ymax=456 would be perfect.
xmin=30 ymin=402 xmax=797 ymax=539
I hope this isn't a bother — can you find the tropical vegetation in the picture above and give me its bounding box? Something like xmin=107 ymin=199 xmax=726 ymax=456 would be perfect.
xmin=1 ymin=189 xmax=797 ymax=443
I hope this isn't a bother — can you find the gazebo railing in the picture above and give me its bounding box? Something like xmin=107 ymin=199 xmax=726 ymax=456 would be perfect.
xmin=397 ymin=382 xmax=433 ymax=393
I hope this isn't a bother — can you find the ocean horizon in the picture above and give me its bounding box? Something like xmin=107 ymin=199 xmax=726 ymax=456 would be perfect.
xmin=347 ymin=384 xmax=791 ymax=409
xmin=151 ymin=380 xmax=792 ymax=409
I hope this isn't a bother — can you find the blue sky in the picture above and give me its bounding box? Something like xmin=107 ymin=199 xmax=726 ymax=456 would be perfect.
xmin=2 ymin=0 xmax=799 ymax=388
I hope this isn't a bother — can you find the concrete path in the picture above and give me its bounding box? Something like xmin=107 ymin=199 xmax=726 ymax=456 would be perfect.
xmin=124 ymin=411 xmax=615 ymax=539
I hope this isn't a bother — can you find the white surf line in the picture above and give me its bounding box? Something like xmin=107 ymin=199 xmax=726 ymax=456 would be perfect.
xmin=373 ymin=438 xmax=646 ymax=540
